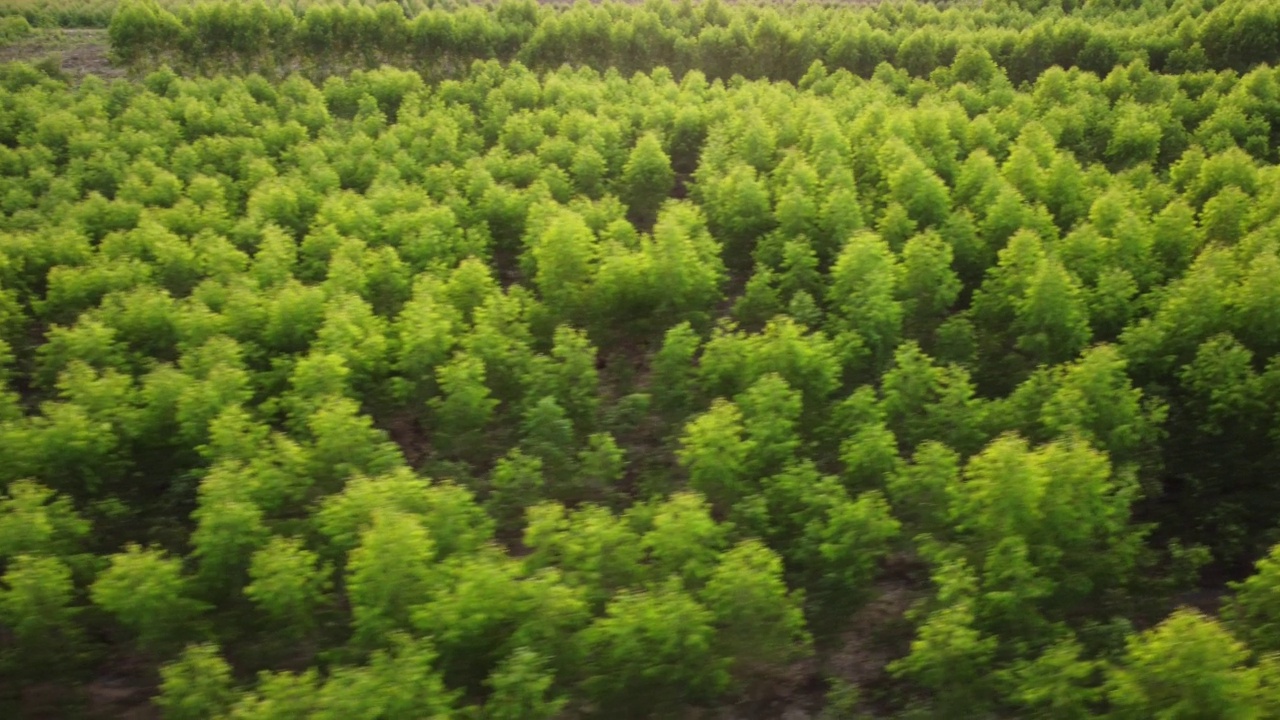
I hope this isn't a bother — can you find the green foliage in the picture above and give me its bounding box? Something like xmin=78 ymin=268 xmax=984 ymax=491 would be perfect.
xmin=0 ymin=480 xmax=89 ymax=559
xmin=523 ymin=502 xmax=643 ymax=606
xmin=431 ymin=352 xmax=498 ymax=458
xmin=949 ymin=434 xmax=1145 ymax=624
xmin=244 ymin=536 xmax=331 ymax=638
xmin=345 ymin=509 xmax=438 ymax=647
xmin=3 ymin=7 xmax=1280 ymax=718
xmin=313 ymin=633 xmax=458 ymax=719
xmin=678 ymin=399 xmax=753 ymax=511
xmin=226 ymin=669 xmax=321 ymax=719
xmin=1226 ymin=543 xmax=1280 ymax=654
xmin=90 ymin=543 xmax=208 ymax=655
xmin=156 ymin=643 xmax=238 ymax=720
xmin=483 ymin=647 xmax=567 ymax=720
xmin=578 ymin=578 xmax=729 ymax=718
xmin=0 ymin=554 xmax=81 ymax=674
xmin=620 ymin=132 xmax=674 ymax=227
xmin=701 ymin=539 xmax=812 ymax=679
xmin=1004 ymin=637 xmax=1101 ymax=720
xmin=1105 ymin=609 xmax=1266 ymax=720
xmin=642 ymin=491 xmax=726 ymax=588
xmin=827 ymin=231 xmax=902 ymax=374
xmin=889 ymin=563 xmax=998 ymax=719
xmin=486 ymin=448 xmax=545 ymax=531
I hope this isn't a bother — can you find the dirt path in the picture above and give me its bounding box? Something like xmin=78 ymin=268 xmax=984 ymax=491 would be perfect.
xmin=0 ymin=28 xmax=122 ymax=79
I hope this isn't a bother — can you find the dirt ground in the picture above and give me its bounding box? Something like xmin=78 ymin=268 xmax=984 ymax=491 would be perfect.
xmin=0 ymin=28 xmax=122 ymax=79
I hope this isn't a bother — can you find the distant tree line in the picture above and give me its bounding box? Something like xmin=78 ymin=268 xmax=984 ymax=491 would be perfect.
xmin=103 ymin=0 xmax=1280 ymax=80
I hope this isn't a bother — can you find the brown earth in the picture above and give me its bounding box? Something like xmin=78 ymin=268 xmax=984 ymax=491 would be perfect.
xmin=0 ymin=28 xmax=123 ymax=79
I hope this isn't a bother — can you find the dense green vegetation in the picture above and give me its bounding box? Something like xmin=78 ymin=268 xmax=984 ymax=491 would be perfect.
xmin=3 ymin=0 xmax=458 ymax=29
xmin=102 ymin=0 xmax=1280 ymax=79
xmin=2 ymin=0 xmax=1280 ymax=717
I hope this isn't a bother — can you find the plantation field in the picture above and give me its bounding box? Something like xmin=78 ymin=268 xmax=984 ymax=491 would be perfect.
xmin=2 ymin=0 xmax=1280 ymax=718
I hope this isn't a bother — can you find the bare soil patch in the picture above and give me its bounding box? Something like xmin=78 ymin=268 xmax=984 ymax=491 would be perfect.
xmin=0 ymin=28 xmax=122 ymax=79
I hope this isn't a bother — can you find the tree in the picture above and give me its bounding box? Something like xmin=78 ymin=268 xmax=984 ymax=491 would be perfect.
xmin=888 ymin=155 xmax=952 ymax=229
xmin=827 ymin=231 xmax=903 ymax=374
xmin=699 ymin=317 xmax=841 ymax=416
xmin=571 ymin=144 xmax=608 ymax=198
xmin=313 ymin=633 xmax=458 ymax=720
xmin=899 ymin=231 xmax=961 ymax=335
xmin=303 ymin=396 xmax=404 ymax=489
xmin=701 ymin=539 xmax=811 ymax=680
xmin=880 ymin=342 xmax=986 ymax=456
xmin=414 ymin=552 xmax=590 ymax=691
xmin=970 ymin=229 xmax=1049 ymax=381
xmin=191 ymin=463 xmax=270 ymax=597
xmin=174 ymin=336 xmax=254 ymax=449
xmin=522 ymin=502 xmax=644 ymax=606
xmin=737 ymin=372 xmax=804 ymax=478
xmin=1150 ymin=199 xmax=1201 ymax=280
xmin=1035 ymin=344 xmax=1166 ymax=472
xmin=1043 ymin=152 xmax=1090 ymax=232
xmin=227 ymin=669 xmax=322 ymax=719
xmin=483 ymin=647 xmax=568 ymax=720
xmin=644 ymin=202 xmax=727 ymax=329
xmin=1106 ymin=102 xmax=1162 ymax=167
xmin=393 ymin=279 xmax=461 ymax=403
xmin=156 ymin=644 xmax=238 ymax=720
xmin=0 ymin=479 xmax=88 ymax=560
xmin=620 ymin=132 xmax=674 ymax=227
xmin=315 ymin=292 xmax=390 ymax=395
xmin=642 ymin=491 xmax=727 ymax=589
xmin=578 ymin=578 xmax=729 ymax=718
xmin=887 ymin=442 xmax=961 ymax=537
xmin=1106 ymin=609 xmax=1264 ymax=720
xmin=1225 ymin=543 xmax=1280 ymax=654
xmin=700 ymin=163 xmax=773 ymax=268
xmin=90 ymin=544 xmax=208 ymax=655
xmin=1013 ymin=258 xmax=1091 ymax=366
xmin=834 ymin=388 xmax=902 ymax=491
xmin=1231 ymin=250 xmax=1280 ymax=359
xmin=894 ymin=27 xmax=942 ymax=78
xmin=460 ymin=290 xmax=538 ymax=406
xmin=527 ymin=206 xmax=598 ymax=324
xmin=345 ymin=510 xmax=438 ymax=648
xmin=576 ymin=432 xmax=625 ymax=499
xmin=732 ymin=266 xmax=784 ymax=330
xmin=948 ymin=434 xmax=1146 ymax=634
xmin=431 ymin=352 xmax=498 ymax=458
xmin=806 ymin=490 xmax=902 ymax=610
xmin=1004 ymin=636 xmax=1101 ymax=720
xmin=0 ymin=554 xmax=81 ymax=675
xmin=889 ymin=562 xmax=998 ymax=720
xmin=525 ymin=324 xmax=599 ymax=434
xmin=486 ymin=448 xmax=546 ymax=531
xmin=651 ymin=321 xmax=702 ymax=419
xmin=412 ymin=548 xmax=532 ymax=691
xmin=678 ymin=399 xmax=756 ymax=512
xmin=244 ymin=536 xmax=331 ymax=640
xmin=778 ymin=238 xmax=822 ymax=302
xmin=519 ymin=396 xmax=576 ymax=490
xmin=751 ymin=460 xmax=842 ymax=556
xmin=315 ymin=468 xmax=493 ymax=560
xmin=818 ymin=170 xmax=864 ymax=262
